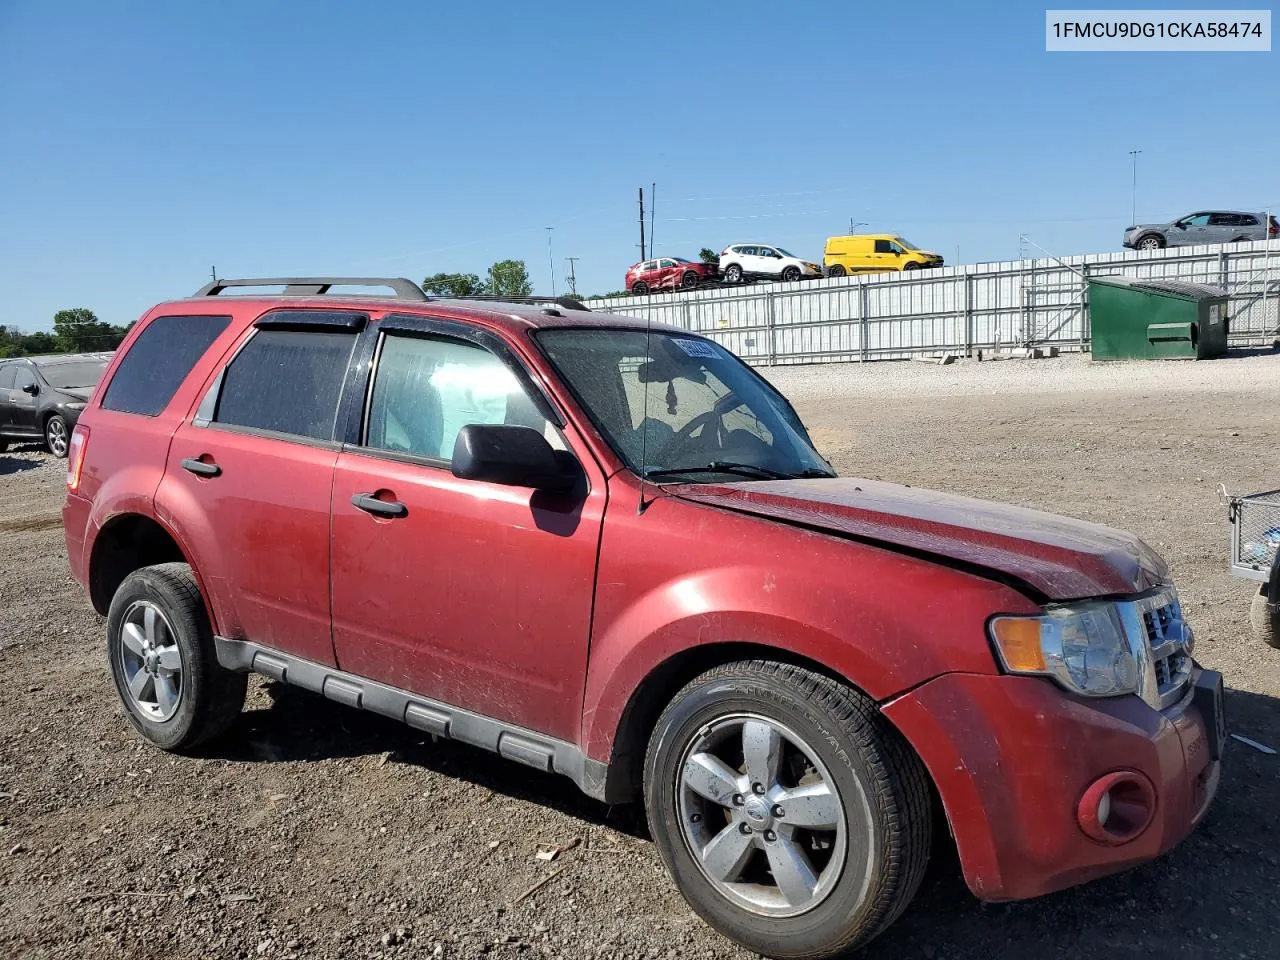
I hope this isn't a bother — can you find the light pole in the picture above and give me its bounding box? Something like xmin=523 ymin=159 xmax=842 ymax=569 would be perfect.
xmin=545 ymin=227 xmax=555 ymax=298
xmin=1129 ymin=149 xmax=1142 ymax=225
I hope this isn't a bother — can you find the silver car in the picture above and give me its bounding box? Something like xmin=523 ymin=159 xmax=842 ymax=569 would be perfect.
xmin=1124 ymin=211 xmax=1278 ymax=251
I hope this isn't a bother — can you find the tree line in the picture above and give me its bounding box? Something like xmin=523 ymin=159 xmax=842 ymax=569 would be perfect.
xmin=0 ymin=309 xmax=133 ymax=358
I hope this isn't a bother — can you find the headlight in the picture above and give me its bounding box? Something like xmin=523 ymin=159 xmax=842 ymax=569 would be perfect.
xmin=64 ymin=402 xmax=87 ymax=411
xmin=989 ymin=602 xmax=1139 ymax=697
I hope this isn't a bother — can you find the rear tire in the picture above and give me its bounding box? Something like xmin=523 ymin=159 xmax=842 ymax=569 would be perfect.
xmin=1252 ymin=586 xmax=1280 ymax=650
xmin=631 ymin=281 xmax=649 ymax=296
xmin=644 ymin=661 xmax=931 ymax=959
xmin=827 ymin=264 xmax=846 ymax=278
xmin=107 ymin=563 xmax=246 ymax=751
xmin=1137 ymin=234 xmax=1164 ymax=251
xmin=44 ymin=415 xmax=69 ymax=458
xmin=724 ymin=264 xmax=743 ymax=284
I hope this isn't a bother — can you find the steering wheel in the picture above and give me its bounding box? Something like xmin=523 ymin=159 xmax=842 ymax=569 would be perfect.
xmin=664 ymin=409 xmax=723 ymax=462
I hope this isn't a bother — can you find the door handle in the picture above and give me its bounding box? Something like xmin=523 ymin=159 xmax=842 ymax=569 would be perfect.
xmin=351 ymin=493 xmax=408 ymax=519
xmin=181 ymin=457 xmax=221 ymax=478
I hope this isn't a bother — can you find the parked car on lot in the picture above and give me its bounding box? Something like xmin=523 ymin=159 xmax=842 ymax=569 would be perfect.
xmin=625 ymin=257 xmax=717 ymax=295
xmin=1124 ymin=211 xmax=1279 ymax=251
xmin=824 ymin=234 xmax=944 ymax=276
xmin=66 ymin=275 xmax=1223 ymax=959
xmin=718 ymin=244 xmax=822 ymax=284
xmin=0 ymin=353 xmax=110 ymax=457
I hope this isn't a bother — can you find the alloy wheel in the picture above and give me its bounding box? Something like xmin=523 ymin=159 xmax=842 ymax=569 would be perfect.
xmin=676 ymin=713 xmax=848 ymax=918
xmin=46 ymin=417 xmax=68 ymax=457
xmin=119 ymin=600 xmax=184 ymax=722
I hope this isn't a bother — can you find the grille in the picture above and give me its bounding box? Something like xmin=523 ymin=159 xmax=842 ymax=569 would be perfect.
xmin=1133 ymin=592 xmax=1193 ymax=709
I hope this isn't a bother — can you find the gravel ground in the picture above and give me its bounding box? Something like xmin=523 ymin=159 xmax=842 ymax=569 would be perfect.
xmin=2 ymin=351 xmax=1279 ymax=960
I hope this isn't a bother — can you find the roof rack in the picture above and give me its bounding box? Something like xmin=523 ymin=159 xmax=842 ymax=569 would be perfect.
xmin=447 ymin=294 xmax=591 ymax=312
xmin=193 ymin=277 xmax=427 ymax=300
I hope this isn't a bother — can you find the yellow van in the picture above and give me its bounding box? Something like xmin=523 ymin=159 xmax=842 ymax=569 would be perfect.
xmin=823 ymin=235 xmax=944 ymax=276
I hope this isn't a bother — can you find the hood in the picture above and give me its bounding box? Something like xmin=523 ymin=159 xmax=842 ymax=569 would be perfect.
xmin=914 ymin=250 xmax=943 ymax=260
xmin=1128 ymin=223 xmax=1166 ymax=232
xmin=669 ymin=477 xmax=1167 ymax=602
xmin=58 ymin=387 xmax=93 ymax=402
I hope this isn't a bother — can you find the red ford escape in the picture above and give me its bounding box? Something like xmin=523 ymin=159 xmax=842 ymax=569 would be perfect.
xmin=64 ymin=277 xmax=1224 ymax=958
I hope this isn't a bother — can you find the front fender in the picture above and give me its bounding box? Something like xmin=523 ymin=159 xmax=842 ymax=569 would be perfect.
xmin=579 ymin=489 xmax=1038 ymax=763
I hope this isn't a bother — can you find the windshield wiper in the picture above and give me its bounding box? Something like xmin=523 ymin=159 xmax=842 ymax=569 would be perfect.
xmin=643 ymin=461 xmax=828 ymax=482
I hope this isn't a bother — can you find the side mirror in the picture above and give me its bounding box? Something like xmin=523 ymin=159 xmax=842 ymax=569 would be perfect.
xmin=1175 ymin=222 xmax=1187 ymax=230
xmin=21 ymin=383 xmax=39 ymax=396
xmin=452 ymin=424 xmax=578 ymax=492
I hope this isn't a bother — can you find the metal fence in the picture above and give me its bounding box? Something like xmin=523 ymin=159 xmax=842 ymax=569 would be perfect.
xmin=586 ymin=241 xmax=1280 ymax=365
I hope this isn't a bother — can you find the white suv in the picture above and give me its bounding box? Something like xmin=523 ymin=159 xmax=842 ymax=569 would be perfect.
xmin=718 ymin=244 xmax=823 ymax=284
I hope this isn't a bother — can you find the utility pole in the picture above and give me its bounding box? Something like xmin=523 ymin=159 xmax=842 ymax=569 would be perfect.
xmin=638 ymin=187 xmax=646 ymax=261
xmin=1129 ymin=149 xmax=1142 ymax=225
xmin=650 ymin=182 xmax=657 ymax=257
xmin=565 ymin=257 xmax=579 ymax=297
xmin=849 ymin=219 xmax=868 ymax=235
xmin=545 ymin=227 xmax=556 ymax=298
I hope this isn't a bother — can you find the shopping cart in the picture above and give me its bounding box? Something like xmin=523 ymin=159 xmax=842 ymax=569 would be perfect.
xmin=1223 ymin=486 xmax=1280 ymax=648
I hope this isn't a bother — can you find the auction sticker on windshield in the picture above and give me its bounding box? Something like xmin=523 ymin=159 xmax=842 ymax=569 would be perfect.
xmin=672 ymin=338 xmax=720 ymax=359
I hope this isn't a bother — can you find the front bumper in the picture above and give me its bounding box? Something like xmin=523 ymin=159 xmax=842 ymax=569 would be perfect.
xmin=883 ymin=668 xmax=1221 ymax=901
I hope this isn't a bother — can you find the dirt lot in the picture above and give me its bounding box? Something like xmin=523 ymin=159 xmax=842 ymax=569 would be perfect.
xmin=2 ymin=353 xmax=1279 ymax=960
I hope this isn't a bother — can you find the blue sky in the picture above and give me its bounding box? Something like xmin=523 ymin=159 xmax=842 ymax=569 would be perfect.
xmin=1 ymin=1 xmax=1275 ymax=329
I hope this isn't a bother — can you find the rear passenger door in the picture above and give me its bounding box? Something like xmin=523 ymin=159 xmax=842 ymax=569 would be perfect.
xmin=328 ymin=314 xmax=605 ymax=743
xmin=0 ymin=362 xmax=15 ymax=431
xmin=161 ymin=310 xmax=364 ymax=666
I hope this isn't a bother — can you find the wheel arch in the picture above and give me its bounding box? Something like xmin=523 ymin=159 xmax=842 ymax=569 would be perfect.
xmin=88 ymin=512 xmax=199 ymax=618
xmin=596 ymin=640 xmax=920 ymax=804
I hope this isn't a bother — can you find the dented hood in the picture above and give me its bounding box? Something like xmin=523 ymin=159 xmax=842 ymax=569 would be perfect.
xmin=670 ymin=478 xmax=1168 ymax=601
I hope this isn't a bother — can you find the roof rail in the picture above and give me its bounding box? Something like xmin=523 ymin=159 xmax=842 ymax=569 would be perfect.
xmin=448 ymin=294 xmax=591 ymax=312
xmin=193 ymin=277 xmax=427 ymax=301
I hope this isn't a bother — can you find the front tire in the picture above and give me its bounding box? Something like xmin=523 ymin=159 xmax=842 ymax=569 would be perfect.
xmin=1137 ymin=234 xmax=1164 ymax=251
xmin=681 ymin=271 xmax=700 ymax=290
xmin=631 ymin=281 xmax=649 ymax=296
xmin=107 ymin=563 xmax=246 ymax=751
xmin=781 ymin=266 xmax=801 ymax=282
xmin=902 ymin=262 xmax=920 ymax=271
xmin=45 ymin=415 xmax=69 ymax=458
xmin=644 ymin=661 xmax=931 ymax=959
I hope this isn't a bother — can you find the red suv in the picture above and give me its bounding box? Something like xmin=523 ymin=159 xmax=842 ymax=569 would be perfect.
xmin=625 ymin=256 xmax=716 ymax=295
xmin=65 ymin=276 xmax=1224 ymax=959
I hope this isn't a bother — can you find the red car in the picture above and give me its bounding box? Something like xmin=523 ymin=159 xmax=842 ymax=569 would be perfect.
xmin=625 ymin=256 xmax=716 ymax=295
xmin=65 ymin=276 xmax=1222 ymax=959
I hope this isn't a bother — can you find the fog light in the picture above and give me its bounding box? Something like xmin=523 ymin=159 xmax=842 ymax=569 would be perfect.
xmin=1077 ymin=771 xmax=1156 ymax=845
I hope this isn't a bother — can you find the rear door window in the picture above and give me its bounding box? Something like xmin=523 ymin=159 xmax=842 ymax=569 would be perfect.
xmin=213 ymin=329 xmax=358 ymax=442
xmin=102 ymin=315 xmax=230 ymax=416
xmin=1209 ymin=213 xmax=1239 ymax=226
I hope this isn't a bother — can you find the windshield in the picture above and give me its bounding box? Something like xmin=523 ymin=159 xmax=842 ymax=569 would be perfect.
xmin=893 ymin=237 xmax=919 ymax=251
xmin=774 ymin=248 xmax=796 ymax=258
xmin=536 ymin=329 xmax=833 ymax=482
xmin=673 ymin=257 xmax=694 ymax=263
xmin=36 ymin=359 xmax=107 ymax=389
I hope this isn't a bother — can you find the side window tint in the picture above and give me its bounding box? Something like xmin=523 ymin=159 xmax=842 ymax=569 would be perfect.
xmin=1241 ymin=215 xmax=1258 ymax=226
xmin=874 ymin=239 xmax=893 ymax=253
xmin=0 ymin=363 xmax=16 ymax=390
xmin=214 ymin=329 xmax=356 ymax=441
xmin=13 ymin=367 xmax=35 ymax=391
xmin=365 ymin=334 xmax=561 ymax=462
xmin=102 ymin=315 xmax=230 ymax=416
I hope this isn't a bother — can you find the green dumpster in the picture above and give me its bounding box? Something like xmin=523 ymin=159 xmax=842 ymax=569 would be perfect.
xmin=1088 ymin=277 xmax=1230 ymax=360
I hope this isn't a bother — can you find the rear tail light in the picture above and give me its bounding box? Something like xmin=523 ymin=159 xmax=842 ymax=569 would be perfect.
xmin=67 ymin=425 xmax=89 ymax=492
xmin=1269 ymin=217 xmax=1278 ymax=237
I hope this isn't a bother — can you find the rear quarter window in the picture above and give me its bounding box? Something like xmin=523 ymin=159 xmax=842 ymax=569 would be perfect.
xmin=101 ymin=315 xmax=231 ymax=417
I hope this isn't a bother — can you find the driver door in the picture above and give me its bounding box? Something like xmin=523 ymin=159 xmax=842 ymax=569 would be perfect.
xmin=1177 ymin=213 xmax=1211 ymax=246
xmin=329 ymin=317 xmax=607 ymax=742
xmin=8 ymin=365 xmax=41 ymax=437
